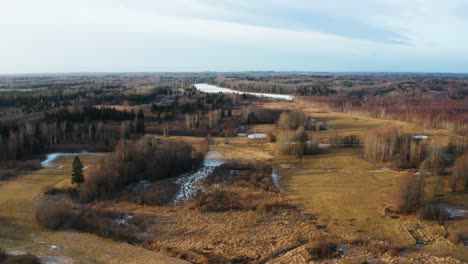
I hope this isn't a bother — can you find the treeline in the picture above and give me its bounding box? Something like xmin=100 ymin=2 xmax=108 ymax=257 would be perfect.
xmin=240 ymin=108 xmax=282 ymax=125
xmin=44 ymin=106 xmax=136 ymax=123
xmin=80 ymin=137 xmax=206 ymax=201
xmin=0 ymin=106 xmax=145 ymax=161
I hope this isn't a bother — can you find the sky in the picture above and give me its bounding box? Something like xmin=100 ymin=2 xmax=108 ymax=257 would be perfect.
xmin=0 ymin=0 xmax=468 ymax=73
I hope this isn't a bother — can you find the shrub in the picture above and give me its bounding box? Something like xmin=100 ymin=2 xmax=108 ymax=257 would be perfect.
xmin=277 ymin=110 xmax=308 ymax=130
xmin=41 ymin=185 xmax=59 ymax=195
xmin=72 ymin=210 xmax=143 ymax=243
xmin=80 ymin=138 xmax=204 ymax=202
xmin=363 ymin=126 xmax=429 ymax=169
xmin=452 ymin=153 xmax=468 ymax=190
xmin=420 ymin=202 xmax=450 ymax=222
xmin=305 ymin=240 xmax=340 ymax=260
xmin=35 ymin=198 xmax=73 ymax=230
xmin=447 ymin=231 xmax=461 ymax=244
xmin=139 ymin=181 xmax=179 ymax=205
xmin=386 ymin=245 xmax=404 ymax=257
xmin=189 ymin=190 xmax=244 ymax=212
xmin=0 ymin=249 xmax=41 ymax=264
xmin=398 ymin=172 xmax=425 ymax=213
xmin=342 ymin=134 xmax=360 ymax=147
xmin=276 ymin=127 xmax=309 ymax=157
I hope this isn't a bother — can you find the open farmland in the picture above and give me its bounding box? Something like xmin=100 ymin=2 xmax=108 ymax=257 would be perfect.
xmin=0 ymin=73 xmax=467 ymax=263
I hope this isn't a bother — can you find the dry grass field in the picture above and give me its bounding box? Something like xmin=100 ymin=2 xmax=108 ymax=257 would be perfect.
xmin=0 ymin=154 xmax=186 ymax=263
xmin=259 ymin=100 xmax=468 ymax=261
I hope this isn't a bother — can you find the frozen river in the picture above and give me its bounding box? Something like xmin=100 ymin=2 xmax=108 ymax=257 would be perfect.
xmin=194 ymin=83 xmax=294 ymax=101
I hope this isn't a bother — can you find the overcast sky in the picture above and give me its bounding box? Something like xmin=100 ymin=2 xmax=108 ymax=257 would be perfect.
xmin=1 ymin=0 xmax=468 ymax=73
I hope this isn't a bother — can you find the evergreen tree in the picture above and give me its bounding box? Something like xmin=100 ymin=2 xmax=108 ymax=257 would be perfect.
xmin=71 ymin=156 xmax=84 ymax=186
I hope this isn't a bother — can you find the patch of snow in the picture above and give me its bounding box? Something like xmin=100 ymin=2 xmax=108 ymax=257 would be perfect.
xmin=113 ymin=213 xmax=134 ymax=227
xmin=443 ymin=206 xmax=467 ymax=219
xmin=83 ymin=165 xmax=90 ymax=170
xmin=41 ymin=151 xmax=89 ymax=168
xmin=195 ymin=83 xmax=294 ymax=101
xmin=412 ymin=135 xmax=429 ymax=140
xmin=248 ymin=133 xmax=267 ymax=139
xmin=237 ymin=133 xmax=248 ymax=137
xmin=125 ymin=180 xmax=152 ymax=192
xmin=271 ymin=168 xmax=281 ymax=190
xmin=49 ymin=245 xmax=58 ymax=250
xmin=309 ymin=118 xmax=317 ymax=122
xmin=57 ymin=165 xmax=64 ymax=169
xmin=369 ymin=167 xmax=392 ymax=173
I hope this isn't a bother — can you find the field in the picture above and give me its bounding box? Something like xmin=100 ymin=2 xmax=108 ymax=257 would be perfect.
xmin=0 ymin=154 xmax=186 ymax=263
xmin=0 ymin=73 xmax=467 ymax=263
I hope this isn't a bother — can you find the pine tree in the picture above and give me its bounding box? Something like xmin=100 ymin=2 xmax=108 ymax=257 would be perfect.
xmin=71 ymin=156 xmax=84 ymax=186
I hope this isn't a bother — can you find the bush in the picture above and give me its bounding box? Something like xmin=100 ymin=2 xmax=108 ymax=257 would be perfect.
xmin=363 ymin=126 xmax=429 ymax=169
xmin=0 ymin=248 xmax=41 ymax=264
xmin=420 ymin=202 xmax=450 ymax=222
xmin=447 ymin=231 xmax=461 ymax=244
xmin=139 ymin=181 xmax=179 ymax=205
xmin=189 ymin=190 xmax=244 ymax=212
xmin=386 ymin=245 xmax=404 ymax=257
xmin=452 ymin=153 xmax=468 ymax=190
xmin=305 ymin=240 xmax=340 ymax=260
xmin=277 ymin=110 xmax=308 ymax=130
xmin=72 ymin=210 xmax=144 ymax=243
xmin=41 ymin=185 xmax=59 ymax=195
xmin=80 ymin=138 xmax=204 ymax=202
xmin=276 ymin=127 xmax=309 ymax=157
xmin=35 ymin=198 xmax=73 ymax=230
xmin=398 ymin=172 xmax=425 ymax=213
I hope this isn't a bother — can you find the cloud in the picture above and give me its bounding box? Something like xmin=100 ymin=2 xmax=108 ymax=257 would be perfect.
xmin=0 ymin=0 xmax=467 ymax=73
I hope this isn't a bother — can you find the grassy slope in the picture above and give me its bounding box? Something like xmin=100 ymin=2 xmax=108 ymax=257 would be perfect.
xmin=0 ymin=154 xmax=187 ymax=264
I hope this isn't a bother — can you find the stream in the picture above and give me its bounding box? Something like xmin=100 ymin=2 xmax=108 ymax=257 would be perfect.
xmin=173 ymin=149 xmax=225 ymax=204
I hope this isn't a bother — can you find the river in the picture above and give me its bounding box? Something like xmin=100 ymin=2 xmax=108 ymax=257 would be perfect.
xmin=194 ymin=83 xmax=294 ymax=101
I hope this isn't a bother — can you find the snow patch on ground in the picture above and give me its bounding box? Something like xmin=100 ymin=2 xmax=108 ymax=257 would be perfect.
xmin=125 ymin=180 xmax=152 ymax=192
xmin=412 ymin=134 xmax=429 ymax=140
xmin=443 ymin=206 xmax=467 ymax=219
xmin=113 ymin=213 xmax=134 ymax=227
xmin=41 ymin=151 xmax=89 ymax=168
xmin=271 ymin=168 xmax=282 ymax=190
xmin=248 ymin=133 xmax=267 ymax=139
xmin=369 ymin=167 xmax=392 ymax=173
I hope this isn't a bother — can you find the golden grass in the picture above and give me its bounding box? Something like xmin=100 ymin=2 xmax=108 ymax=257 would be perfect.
xmin=278 ymin=148 xmax=411 ymax=243
xmin=0 ymin=154 xmax=186 ymax=263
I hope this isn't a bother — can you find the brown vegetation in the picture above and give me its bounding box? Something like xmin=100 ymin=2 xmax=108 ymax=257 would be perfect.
xmin=0 ymin=248 xmax=41 ymax=264
xmin=80 ymin=138 xmax=204 ymax=202
xmin=35 ymin=198 xmax=73 ymax=230
xmin=363 ymin=126 xmax=429 ymax=169
xmin=452 ymin=153 xmax=468 ymax=190
xmin=398 ymin=172 xmax=425 ymax=213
